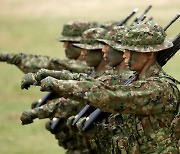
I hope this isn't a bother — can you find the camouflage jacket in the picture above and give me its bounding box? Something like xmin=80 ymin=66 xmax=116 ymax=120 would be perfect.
xmin=41 ymin=62 xmax=180 ymax=153
xmin=1 ymin=52 xmax=92 ymax=73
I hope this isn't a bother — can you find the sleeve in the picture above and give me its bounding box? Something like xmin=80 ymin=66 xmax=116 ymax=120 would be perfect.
xmin=36 ymin=69 xmax=95 ymax=81
xmin=48 ymin=77 xmax=179 ymax=115
xmin=51 ymin=59 xmax=92 ymax=73
xmin=3 ymin=52 xmax=59 ymax=73
xmin=56 ymin=70 xmax=95 ymax=81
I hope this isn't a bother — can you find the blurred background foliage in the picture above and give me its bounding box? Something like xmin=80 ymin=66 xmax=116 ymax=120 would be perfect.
xmin=0 ymin=0 xmax=179 ymax=153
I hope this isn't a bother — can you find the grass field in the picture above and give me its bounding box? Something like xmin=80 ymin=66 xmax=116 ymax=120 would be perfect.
xmin=0 ymin=0 xmax=179 ymax=153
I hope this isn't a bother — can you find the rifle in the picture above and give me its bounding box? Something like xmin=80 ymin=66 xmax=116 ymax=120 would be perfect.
xmin=117 ymin=8 xmax=139 ymax=26
xmin=157 ymin=33 xmax=180 ymax=66
xmin=49 ymin=117 xmax=61 ymax=134
xmin=133 ymin=5 xmax=152 ymax=23
xmin=164 ymin=13 xmax=180 ymax=31
xmin=157 ymin=13 xmax=180 ymax=66
xmin=35 ymin=92 xmax=56 ymax=108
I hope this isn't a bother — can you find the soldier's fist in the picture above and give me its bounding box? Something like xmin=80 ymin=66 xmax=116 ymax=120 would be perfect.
xmin=35 ymin=68 xmax=50 ymax=83
xmin=21 ymin=73 xmax=36 ymax=89
xmin=40 ymin=76 xmax=56 ymax=91
xmin=20 ymin=111 xmax=34 ymax=125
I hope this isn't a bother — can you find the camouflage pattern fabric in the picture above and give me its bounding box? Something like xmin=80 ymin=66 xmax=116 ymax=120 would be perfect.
xmin=170 ymin=102 xmax=180 ymax=150
xmin=39 ymin=62 xmax=179 ymax=153
xmin=57 ymin=20 xmax=98 ymax=42
xmin=20 ymin=55 xmax=117 ymax=152
xmin=0 ymin=52 xmax=92 ymax=73
xmin=20 ymin=97 xmax=85 ymax=125
xmin=21 ymin=64 xmax=132 ymax=88
xmin=73 ymin=28 xmax=107 ymax=50
xmin=34 ymin=67 xmax=133 ymax=153
xmin=97 ymin=25 xmax=127 ymax=51
xmin=119 ymin=21 xmax=173 ymax=52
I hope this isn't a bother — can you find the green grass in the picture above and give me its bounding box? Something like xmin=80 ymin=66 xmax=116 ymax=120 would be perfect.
xmin=0 ymin=0 xmax=179 ymax=153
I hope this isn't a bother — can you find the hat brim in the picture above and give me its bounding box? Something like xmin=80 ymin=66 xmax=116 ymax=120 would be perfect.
xmin=97 ymin=39 xmax=124 ymax=52
xmin=119 ymin=40 xmax=173 ymax=52
xmin=57 ymin=36 xmax=81 ymax=42
xmin=73 ymin=43 xmax=104 ymax=50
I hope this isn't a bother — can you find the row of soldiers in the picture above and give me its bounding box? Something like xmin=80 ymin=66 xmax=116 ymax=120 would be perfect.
xmin=0 ymin=7 xmax=180 ymax=154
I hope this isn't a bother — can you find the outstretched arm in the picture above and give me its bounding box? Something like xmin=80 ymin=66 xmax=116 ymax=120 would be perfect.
xmin=21 ymin=68 xmax=95 ymax=89
xmin=39 ymin=76 xmax=179 ymax=115
xmin=0 ymin=52 xmax=55 ymax=73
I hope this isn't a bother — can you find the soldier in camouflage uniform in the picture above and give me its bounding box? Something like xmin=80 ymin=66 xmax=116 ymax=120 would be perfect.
xmin=21 ymin=26 xmax=135 ymax=153
xmin=27 ymin=21 xmax=179 ymax=153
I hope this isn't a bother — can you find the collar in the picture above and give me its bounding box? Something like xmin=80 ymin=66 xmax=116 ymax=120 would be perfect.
xmin=140 ymin=62 xmax=162 ymax=80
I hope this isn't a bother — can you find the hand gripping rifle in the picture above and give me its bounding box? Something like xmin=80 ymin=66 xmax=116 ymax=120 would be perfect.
xmin=72 ymin=14 xmax=180 ymax=131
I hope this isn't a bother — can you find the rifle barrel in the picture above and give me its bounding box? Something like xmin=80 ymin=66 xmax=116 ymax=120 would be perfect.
xmin=164 ymin=14 xmax=180 ymax=31
xmin=117 ymin=8 xmax=138 ymax=26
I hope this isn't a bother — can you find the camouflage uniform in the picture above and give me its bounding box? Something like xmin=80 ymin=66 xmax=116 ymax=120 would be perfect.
xmin=37 ymin=21 xmax=179 ymax=153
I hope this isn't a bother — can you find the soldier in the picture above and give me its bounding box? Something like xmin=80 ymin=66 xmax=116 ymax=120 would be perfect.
xmin=28 ymin=21 xmax=179 ymax=153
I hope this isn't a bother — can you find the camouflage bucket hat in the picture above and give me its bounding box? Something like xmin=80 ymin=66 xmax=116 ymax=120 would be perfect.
xmin=119 ymin=21 xmax=173 ymax=52
xmin=73 ymin=28 xmax=107 ymax=50
xmin=57 ymin=20 xmax=98 ymax=42
xmin=97 ymin=26 xmax=127 ymax=51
